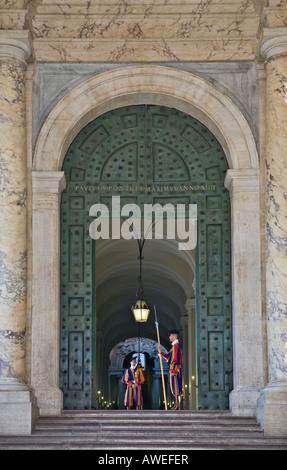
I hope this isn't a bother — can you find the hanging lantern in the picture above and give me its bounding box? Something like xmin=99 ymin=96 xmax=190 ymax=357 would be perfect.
xmin=132 ymin=298 xmax=150 ymax=323
xmin=131 ymin=239 xmax=150 ymax=323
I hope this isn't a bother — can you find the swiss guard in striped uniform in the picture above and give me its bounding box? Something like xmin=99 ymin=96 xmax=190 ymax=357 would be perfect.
xmin=121 ymin=355 xmax=145 ymax=410
xmin=158 ymin=329 xmax=184 ymax=410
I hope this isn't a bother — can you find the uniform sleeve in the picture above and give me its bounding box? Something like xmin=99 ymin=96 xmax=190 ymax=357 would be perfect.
xmin=121 ymin=369 xmax=129 ymax=384
xmin=160 ymin=350 xmax=172 ymax=363
xmin=139 ymin=369 xmax=145 ymax=384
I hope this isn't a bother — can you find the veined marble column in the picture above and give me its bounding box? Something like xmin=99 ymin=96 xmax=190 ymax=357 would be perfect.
xmin=257 ymin=34 xmax=287 ymax=437
xmin=0 ymin=31 xmax=37 ymax=434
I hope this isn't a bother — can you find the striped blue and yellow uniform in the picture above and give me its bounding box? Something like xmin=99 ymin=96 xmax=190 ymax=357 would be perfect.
xmin=121 ymin=367 xmax=145 ymax=408
xmin=160 ymin=342 xmax=184 ymax=397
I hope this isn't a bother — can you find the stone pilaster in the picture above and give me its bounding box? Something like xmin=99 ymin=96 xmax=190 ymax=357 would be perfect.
xmin=31 ymin=171 xmax=66 ymax=416
xmin=225 ymin=169 xmax=264 ymax=416
xmin=0 ymin=31 xmax=37 ymax=435
xmin=257 ymin=32 xmax=287 ymax=437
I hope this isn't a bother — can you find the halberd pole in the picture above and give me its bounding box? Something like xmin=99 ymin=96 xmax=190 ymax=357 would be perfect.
xmin=154 ymin=305 xmax=167 ymax=411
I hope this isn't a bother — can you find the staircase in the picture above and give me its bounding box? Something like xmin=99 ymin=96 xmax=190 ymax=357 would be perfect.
xmin=0 ymin=410 xmax=287 ymax=450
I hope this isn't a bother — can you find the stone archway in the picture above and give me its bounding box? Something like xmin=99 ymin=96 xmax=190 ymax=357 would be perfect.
xmin=109 ymin=338 xmax=169 ymax=410
xmin=31 ymin=65 xmax=263 ymax=417
xmin=33 ymin=65 xmax=258 ymax=172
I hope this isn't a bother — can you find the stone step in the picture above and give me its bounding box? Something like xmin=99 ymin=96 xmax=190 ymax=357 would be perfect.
xmin=0 ymin=410 xmax=286 ymax=450
xmin=0 ymin=434 xmax=287 ymax=450
xmin=34 ymin=418 xmax=263 ymax=431
xmin=34 ymin=424 xmax=263 ymax=434
xmin=44 ymin=410 xmax=261 ymax=425
xmin=0 ymin=435 xmax=286 ymax=450
xmin=62 ymin=410 xmax=245 ymax=418
xmin=34 ymin=413 xmax=263 ymax=433
xmin=35 ymin=417 xmax=261 ymax=426
xmin=45 ymin=413 xmax=256 ymax=425
xmin=32 ymin=429 xmax=264 ymax=439
xmin=97 ymin=435 xmax=287 ymax=448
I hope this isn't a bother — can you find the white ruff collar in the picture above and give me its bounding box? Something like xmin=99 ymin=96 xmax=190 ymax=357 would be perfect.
xmin=172 ymin=339 xmax=179 ymax=346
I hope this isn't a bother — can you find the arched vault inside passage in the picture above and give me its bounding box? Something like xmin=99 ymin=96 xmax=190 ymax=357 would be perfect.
xmin=97 ymin=236 xmax=195 ymax=353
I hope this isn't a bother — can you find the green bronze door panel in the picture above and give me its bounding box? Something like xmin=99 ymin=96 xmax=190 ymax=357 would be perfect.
xmin=60 ymin=198 xmax=95 ymax=409
xmin=197 ymin=195 xmax=232 ymax=409
xmin=60 ymin=105 xmax=232 ymax=410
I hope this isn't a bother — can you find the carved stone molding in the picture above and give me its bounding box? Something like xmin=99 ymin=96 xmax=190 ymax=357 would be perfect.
xmin=261 ymin=33 xmax=287 ymax=60
xmin=224 ymin=169 xmax=260 ymax=197
xmin=0 ymin=30 xmax=32 ymax=64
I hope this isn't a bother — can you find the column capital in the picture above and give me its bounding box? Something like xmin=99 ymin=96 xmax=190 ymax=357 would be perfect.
xmin=32 ymin=171 xmax=66 ymax=194
xmin=32 ymin=171 xmax=66 ymax=212
xmin=224 ymin=169 xmax=260 ymax=196
xmin=0 ymin=30 xmax=32 ymax=65
xmin=260 ymin=29 xmax=287 ymax=61
xmin=180 ymin=314 xmax=188 ymax=327
xmin=185 ymin=298 xmax=196 ymax=314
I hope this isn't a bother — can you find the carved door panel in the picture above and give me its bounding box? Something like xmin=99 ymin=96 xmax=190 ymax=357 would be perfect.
xmin=60 ymin=105 xmax=232 ymax=410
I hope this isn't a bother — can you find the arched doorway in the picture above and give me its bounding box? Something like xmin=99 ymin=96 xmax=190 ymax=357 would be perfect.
xmin=32 ymin=66 xmax=263 ymax=418
xmin=59 ymin=104 xmax=232 ymax=410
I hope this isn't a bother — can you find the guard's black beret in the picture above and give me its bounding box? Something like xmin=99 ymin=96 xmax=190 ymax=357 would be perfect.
xmin=169 ymin=329 xmax=180 ymax=336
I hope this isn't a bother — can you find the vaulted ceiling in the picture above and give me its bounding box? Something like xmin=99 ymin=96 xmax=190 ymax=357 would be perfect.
xmin=96 ymin=236 xmax=195 ymax=353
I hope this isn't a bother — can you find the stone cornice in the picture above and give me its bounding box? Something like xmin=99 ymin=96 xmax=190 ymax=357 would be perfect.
xmin=23 ymin=2 xmax=260 ymax=62
xmin=0 ymin=2 xmax=262 ymax=63
xmin=0 ymin=9 xmax=27 ymax=30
